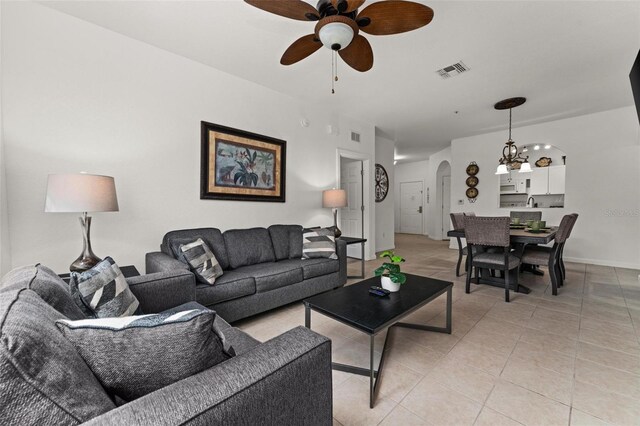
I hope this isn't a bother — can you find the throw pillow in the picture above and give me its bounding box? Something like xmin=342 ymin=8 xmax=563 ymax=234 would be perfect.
xmin=55 ymin=309 xmax=235 ymax=401
xmin=69 ymin=257 xmax=140 ymax=318
xmin=179 ymin=238 xmax=224 ymax=285
xmin=302 ymin=228 xmax=338 ymax=259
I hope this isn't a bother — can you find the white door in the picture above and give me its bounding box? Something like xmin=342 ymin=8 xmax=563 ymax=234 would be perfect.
xmin=441 ymin=176 xmax=451 ymax=239
xmin=400 ymin=181 xmax=423 ymax=234
xmin=340 ymin=160 xmax=363 ymax=258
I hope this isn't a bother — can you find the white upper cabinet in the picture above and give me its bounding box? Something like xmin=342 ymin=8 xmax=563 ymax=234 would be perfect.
xmin=548 ymin=166 xmax=566 ymax=194
xmin=530 ymin=165 xmax=565 ymax=195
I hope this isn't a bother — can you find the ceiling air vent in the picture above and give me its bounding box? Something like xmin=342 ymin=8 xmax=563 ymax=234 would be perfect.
xmin=351 ymin=131 xmax=361 ymax=143
xmin=436 ymin=61 xmax=470 ymax=79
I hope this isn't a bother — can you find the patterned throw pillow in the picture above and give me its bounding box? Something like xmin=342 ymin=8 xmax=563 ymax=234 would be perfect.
xmin=69 ymin=257 xmax=140 ymax=318
xmin=179 ymin=238 xmax=223 ymax=285
xmin=302 ymin=228 xmax=338 ymax=259
xmin=55 ymin=309 xmax=234 ymax=401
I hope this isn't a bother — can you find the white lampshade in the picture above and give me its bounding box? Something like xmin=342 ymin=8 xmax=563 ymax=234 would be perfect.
xmin=495 ymin=164 xmax=509 ymax=175
xmin=519 ymin=161 xmax=532 ymax=173
xmin=45 ymin=173 xmax=119 ymax=213
xmin=322 ymin=189 xmax=347 ymax=208
xmin=319 ymin=22 xmax=354 ymax=51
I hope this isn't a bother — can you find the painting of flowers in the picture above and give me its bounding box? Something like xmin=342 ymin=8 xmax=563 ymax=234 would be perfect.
xmin=201 ymin=122 xmax=286 ymax=202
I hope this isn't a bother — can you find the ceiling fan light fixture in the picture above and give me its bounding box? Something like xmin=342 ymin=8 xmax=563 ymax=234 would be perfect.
xmin=319 ymin=22 xmax=354 ymax=51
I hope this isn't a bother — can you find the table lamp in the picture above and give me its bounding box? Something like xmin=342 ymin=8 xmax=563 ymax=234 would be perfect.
xmin=322 ymin=189 xmax=347 ymax=238
xmin=45 ymin=173 xmax=119 ymax=272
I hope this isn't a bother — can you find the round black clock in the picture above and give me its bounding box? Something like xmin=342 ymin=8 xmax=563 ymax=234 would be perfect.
xmin=375 ymin=164 xmax=389 ymax=203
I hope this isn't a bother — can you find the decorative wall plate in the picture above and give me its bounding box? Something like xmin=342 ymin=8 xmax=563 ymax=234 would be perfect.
xmin=375 ymin=163 xmax=389 ymax=202
xmin=535 ymin=157 xmax=552 ymax=167
xmin=466 ymin=187 xmax=478 ymax=199
xmin=465 ymin=176 xmax=479 ymax=187
xmin=466 ymin=162 xmax=479 ymax=176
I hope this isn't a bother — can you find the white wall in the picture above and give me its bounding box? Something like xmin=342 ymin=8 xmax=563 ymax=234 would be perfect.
xmin=451 ymin=106 xmax=640 ymax=269
xmin=394 ymin=160 xmax=429 ymax=235
xmin=375 ymin=133 xmax=394 ymax=251
xmin=1 ymin=2 xmax=376 ymax=272
xmin=0 ymin=2 xmax=11 ymax=275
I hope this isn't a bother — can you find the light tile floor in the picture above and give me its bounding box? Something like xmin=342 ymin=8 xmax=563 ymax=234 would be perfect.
xmin=234 ymin=234 xmax=640 ymax=426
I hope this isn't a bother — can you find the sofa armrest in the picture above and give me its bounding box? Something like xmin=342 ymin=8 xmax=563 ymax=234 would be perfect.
xmin=85 ymin=326 xmax=332 ymax=426
xmin=127 ymin=270 xmax=196 ymax=314
xmin=336 ymin=239 xmax=347 ymax=285
xmin=145 ymin=251 xmax=189 ymax=274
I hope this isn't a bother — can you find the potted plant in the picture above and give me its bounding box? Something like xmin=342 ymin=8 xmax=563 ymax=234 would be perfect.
xmin=374 ymin=250 xmax=406 ymax=292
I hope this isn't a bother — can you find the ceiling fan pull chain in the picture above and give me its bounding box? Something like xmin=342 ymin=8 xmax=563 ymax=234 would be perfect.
xmin=331 ymin=50 xmax=336 ymax=94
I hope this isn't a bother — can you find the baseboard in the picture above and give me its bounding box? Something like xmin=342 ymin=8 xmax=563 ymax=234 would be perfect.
xmin=375 ymin=246 xmax=395 ymax=254
xmin=563 ymin=256 xmax=640 ymax=270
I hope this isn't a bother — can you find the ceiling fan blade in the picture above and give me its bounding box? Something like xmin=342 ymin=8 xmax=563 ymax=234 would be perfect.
xmin=245 ymin=0 xmax=320 ymax=21
xmin=331 ymin=0 xmax=366 ymax=14
xmin=339 ymin=35 xmax=373 ymax=72
xmin=281 ymin=34 xmax=323 ymax=65
xmin=357 ymin=0 xmax=434 ymax=35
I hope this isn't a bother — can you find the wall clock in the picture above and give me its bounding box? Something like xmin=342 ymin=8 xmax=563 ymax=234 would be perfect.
xmin=375 ymin=164 xmax=389 ymax=203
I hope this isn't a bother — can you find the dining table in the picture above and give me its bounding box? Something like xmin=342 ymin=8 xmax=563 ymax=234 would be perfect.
xmin=447 ymin=227 xmax=557 ymax=294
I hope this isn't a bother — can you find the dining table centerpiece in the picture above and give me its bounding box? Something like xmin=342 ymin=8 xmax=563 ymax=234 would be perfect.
xmin=374 ymin=250 xmax=407 ymax=292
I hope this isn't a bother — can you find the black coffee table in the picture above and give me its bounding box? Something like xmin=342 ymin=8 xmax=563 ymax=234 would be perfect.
xmin=303 ymin=274 xmax=453 ymax=408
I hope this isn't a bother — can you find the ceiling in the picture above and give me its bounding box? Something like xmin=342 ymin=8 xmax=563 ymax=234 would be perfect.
xmin=42 ymin=0 xmax=640 ymax=162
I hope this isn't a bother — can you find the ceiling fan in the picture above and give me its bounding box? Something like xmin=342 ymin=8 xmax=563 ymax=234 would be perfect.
xmin=245 ymin=0 xmax=434 ymax=74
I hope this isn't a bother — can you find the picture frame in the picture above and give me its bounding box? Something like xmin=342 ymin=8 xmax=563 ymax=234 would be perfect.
xmin=200 ymin=121 xmax=286 ymax=202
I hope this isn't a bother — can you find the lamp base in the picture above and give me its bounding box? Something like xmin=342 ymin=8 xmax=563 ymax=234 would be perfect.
xmin=70 ymin=213 xmax=102 ymax=273
xmin=332 ymin=209 xmax=342 ymax=238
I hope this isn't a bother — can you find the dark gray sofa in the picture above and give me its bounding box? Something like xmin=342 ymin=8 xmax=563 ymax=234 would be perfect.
xmin=0 ymin=264 xmax=332 ymax=425
xmin=146 ymin=225 xmax=347 ymax=322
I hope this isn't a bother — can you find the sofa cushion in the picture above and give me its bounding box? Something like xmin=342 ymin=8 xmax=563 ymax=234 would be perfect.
xmin=0 ymin=264 xmax=86 ymax=320
xmin=163 ymin=228 xmax=230 ymax=270
xmin=298 ymin=258 xmax=340 ymax=280
xmin=268 ymin=225 xmax=303 ymax=261
xmin=56 ymin=309 xmax=233 ymax=402
xmin=233 ymin=262 xmax=304 ymax=293
xmin=224 ymin=228 xmax=276 ymax=269
xmin=302 ymin=228 xmax=338 ymax=259
xmin=69 ymin=257 xmax=140 ymax=318
xmin=0 ymin=288 xmax=115 ymax=423
xmin=179 ymin=238 xmax=224 ymax=285
xmin=196 ymin=270 xmax=256 ymax=306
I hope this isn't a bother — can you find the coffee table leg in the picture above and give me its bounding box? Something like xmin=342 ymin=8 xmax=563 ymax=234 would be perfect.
xmin=304 ymin=303 xmax=311 ymax=329
xmin=369 ymin=335 xmax=375 ymax=408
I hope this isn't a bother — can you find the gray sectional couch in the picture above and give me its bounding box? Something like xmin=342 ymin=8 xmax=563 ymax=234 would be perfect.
xmin=0 ymin=264 xmax=333 ymax=425
xmin=146 ymin=225 xmax=347 ymax=322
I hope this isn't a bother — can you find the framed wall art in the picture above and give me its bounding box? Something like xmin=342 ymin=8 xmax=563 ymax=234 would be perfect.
xmin=200 ymin=121 xmax=286 ymax=202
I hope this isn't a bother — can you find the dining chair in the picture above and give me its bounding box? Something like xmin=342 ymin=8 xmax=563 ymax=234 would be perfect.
xmin=520 ymin=214 xmax=575 ymax=295
xmin=558 ymin=213 xmax=578 ymax=281
xmin=465 ymin=216 xmax=521 ymax=302
xmin=450 ymin=213 xmax=467 ymax=277
xmin=510 ymin=211 xmax=542 ymax=222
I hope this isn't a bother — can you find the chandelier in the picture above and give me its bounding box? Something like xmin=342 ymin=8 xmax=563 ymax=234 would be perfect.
xmin=494 ymin=97 xmax=532 ymax=175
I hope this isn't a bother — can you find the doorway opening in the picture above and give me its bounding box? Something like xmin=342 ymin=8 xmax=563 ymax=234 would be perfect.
xmin=337 ymin=149 xmax=371 ymax=260
xmin=435 ymin=160 xmax=451 ymax=240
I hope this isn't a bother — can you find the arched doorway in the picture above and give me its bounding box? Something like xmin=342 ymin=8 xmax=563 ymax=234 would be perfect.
xmin=435 ymin=160 xmax=451 ymax=240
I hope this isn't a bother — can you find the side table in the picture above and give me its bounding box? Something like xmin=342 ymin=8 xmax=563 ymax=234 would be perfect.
xmin=59 ymin=265 xmax=141 ymax=283
xmin=338 ymin=236 xmax=367 ymax=279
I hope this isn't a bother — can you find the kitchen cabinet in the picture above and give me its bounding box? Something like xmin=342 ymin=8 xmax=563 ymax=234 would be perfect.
xmin=530 ymin=165 xmax=565 ymax=195
xmin=500 ymin=174 xmax=527 ymax=193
